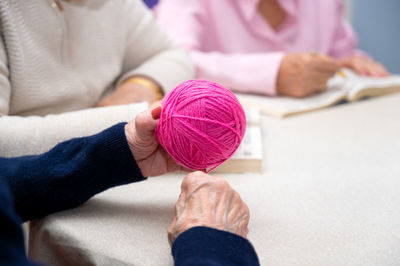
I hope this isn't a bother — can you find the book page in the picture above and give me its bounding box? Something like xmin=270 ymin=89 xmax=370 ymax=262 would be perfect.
xmin=340 ymin=69 xmax=400 ymax=101
xmin=236 ymin=83 xmax=348 ymax=118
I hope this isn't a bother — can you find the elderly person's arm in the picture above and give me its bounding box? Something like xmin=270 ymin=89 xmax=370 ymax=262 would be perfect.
xmin=0 ymin=107 xmax=179 ymax=221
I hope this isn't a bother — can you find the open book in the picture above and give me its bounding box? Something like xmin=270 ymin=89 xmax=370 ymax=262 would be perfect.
xmin=213 ymin=108 xmax=263 ymax=173
xmin=237 ymin=69 xmax=400 ymax=118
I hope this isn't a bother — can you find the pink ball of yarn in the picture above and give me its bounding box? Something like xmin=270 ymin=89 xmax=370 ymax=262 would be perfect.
xmin=156 ymin=80 xmax=246 ymax=172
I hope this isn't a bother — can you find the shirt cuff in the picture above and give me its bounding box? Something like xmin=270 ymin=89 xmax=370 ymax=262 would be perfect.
xmin=231 ymin=52 xmax=285 ymax=96
xmin=172 ymin=226 xmax=260 ymax=266
xmin=264 ymin=52 xmax=285 ymax=96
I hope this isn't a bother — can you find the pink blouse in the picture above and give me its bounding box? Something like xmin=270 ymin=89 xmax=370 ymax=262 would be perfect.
xmin=155 ymin=0 xmax=361 ymax=95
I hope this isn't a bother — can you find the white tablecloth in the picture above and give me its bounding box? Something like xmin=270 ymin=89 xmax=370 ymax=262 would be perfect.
xmin=29 ymin=95 xmax=400 ymax=266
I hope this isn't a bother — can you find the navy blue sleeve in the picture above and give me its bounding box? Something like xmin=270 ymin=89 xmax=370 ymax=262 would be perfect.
xmin=0 ymin=123 xmax=145 ymax=222
xmin=0 ymin=180 xmax=39 ymax=266
xmin=172 ymin=227 xmax=260 ymax=266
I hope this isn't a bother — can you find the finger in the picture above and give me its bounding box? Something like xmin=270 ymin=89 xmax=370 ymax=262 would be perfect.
xmin=364 ymin=64 xmax=376 ymax=77
xmin=151 ymin=105 xmax=162 ymax=119
xmin=358 ymin=60 xmax=383 ymax=77
xmin=375 ymin=64 xmax=390 ymax=76
xmin=238 ymin=215 xmax=250 ymax=238
xmin=350 ymin=62 xmax=367 ymax=76
xmin=134 ymin=106 xmax=162 ymax=141
xmin=181 ymin=171 xmax=209 ymax=191
xmin=340 ymin=56 xmax=372 ymax=76
xmin=368 ymin=62 xmax=389 ymax=77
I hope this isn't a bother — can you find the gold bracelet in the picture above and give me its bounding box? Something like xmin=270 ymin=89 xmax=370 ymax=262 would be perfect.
xmin=123 ymin=77 xmax=164 ymax=100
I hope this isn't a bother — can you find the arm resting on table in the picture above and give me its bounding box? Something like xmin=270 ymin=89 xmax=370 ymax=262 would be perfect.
xmin=0 ymin=103 xmax=148 ymax=158
xmin=0 ymin=123 xmax=145 ymax=222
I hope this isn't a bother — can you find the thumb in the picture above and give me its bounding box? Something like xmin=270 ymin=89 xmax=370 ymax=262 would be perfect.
xmin=134 ymin=106 xmax=162 ymax=141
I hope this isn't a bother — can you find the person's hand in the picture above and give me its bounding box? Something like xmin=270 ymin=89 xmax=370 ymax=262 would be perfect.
xmin=125 ymin=106 xmax=181 ymax=177
xmin=277 ymin=53 xmax=341 ymax=98
xmin=338 ymin=55 xmax=389 ymax=77
xmin=96 ymin=82 xmax=159 ymax=107
xmin=167 ymin=171 xmax=250 ymax=246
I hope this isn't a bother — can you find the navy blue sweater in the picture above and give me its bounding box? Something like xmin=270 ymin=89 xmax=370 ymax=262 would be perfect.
xmin=0 ymin=123 xmax=259 ymax=266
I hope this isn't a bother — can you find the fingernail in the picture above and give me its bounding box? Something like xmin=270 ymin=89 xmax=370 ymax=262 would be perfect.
xmin=151 ymin=106 xmax=162 ymax=120
xmin=361 ymin=70 xmax=368 ymax=76
xmin=372 ymin=72 xmax=380 ymax=77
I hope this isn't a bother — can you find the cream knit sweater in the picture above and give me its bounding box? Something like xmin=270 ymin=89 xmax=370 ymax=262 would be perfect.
xmin=0 ymin=0 xmax=193 ymax=157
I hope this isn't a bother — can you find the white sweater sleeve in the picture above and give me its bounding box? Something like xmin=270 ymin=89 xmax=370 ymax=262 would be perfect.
xmin=0 ymin=35 xmax=149 ymax=157
xmin=0 ymin=1 xmax=190 ymax=158
xmin=0 ymin=102 xmax=148 ymax=157
xmin=117 ymin=0 xmax=194 ymax=92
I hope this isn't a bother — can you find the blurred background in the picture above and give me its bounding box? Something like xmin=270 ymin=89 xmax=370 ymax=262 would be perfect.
xmin=145 ymin=0 xmax=400 ymax=74
xmin=351 ymin=0 xmax=400 ymax=73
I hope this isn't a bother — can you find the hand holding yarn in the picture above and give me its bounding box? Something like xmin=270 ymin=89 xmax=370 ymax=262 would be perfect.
xmin=125 ymin=106 xmax=183 ymax=177
xmin=156 ymin=80 xmax=246 ymax=172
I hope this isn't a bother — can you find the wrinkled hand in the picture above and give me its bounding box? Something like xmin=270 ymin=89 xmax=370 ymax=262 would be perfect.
xmin=168 ymin=171 xmax=250 ymax=246
xmin=96 ymin=82 xmax=159 ymax=107
xmin=339 ymin=55 xmax=389 ymax=77
xmin=125 ymin=106 xmax=181 ymax=177
xmin=277 ymin=53 xmax=341 ymax=98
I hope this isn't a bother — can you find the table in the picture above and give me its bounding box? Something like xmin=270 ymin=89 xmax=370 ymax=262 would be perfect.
xmin=29 ymin=94 xmax=400 ymax=266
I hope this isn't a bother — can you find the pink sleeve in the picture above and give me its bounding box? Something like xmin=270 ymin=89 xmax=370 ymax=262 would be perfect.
xmin=191 ymin=51 xmax=284 ymax=96
xmin=155 ymin=0 xmax=284 ymax=96
xmin=330 ymin=0 xmax=369 ymax=59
